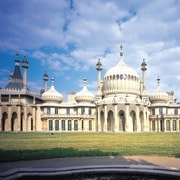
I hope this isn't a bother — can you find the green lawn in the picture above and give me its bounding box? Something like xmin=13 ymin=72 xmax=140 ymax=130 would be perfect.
xmin=0 ymin=132 xmax=179 ymax=162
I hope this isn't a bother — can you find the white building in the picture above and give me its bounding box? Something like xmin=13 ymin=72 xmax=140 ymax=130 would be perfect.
xmin=0 ymin=47 xmax=180 ymax=132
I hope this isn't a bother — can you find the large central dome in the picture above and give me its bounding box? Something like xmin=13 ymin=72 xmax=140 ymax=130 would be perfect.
xmin=102 ymin=47 xmax=140 ymax=97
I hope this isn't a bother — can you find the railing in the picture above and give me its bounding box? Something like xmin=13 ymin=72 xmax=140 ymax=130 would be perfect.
xmin=41 ymin=114 xmax=95 ymax=119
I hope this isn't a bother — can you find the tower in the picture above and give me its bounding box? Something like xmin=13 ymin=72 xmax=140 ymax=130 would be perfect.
xmin=43 ymin=71 xmax=49 ymax=92
xmin=141 ymin=58 xmax=147 ymax=93
xmin=96 ymin=58 xmax=102 ymax=99
xmin=22 ymin=56 xmax=28 ymax=91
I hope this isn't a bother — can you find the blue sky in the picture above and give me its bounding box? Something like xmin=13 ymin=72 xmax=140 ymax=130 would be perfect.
xmin=0 ymin=0 xmax=180 ymax=101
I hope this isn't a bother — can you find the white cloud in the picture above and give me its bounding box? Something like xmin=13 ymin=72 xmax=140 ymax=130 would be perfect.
xmin=0 ymin=0 xmax=180 ymax=99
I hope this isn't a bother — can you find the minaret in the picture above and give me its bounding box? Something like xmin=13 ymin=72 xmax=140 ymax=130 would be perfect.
xmin=96 ymin=58 xmax=102 ymax=99
xmin=141 ymin=58 xmax=147 ymax=93
xmin=22 ymin=56 xmax=28 ymax=91
xmin=43 ymin=71 xmax=49 ymax=91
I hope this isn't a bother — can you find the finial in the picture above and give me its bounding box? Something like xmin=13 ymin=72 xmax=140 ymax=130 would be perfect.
xmin=141 ymin=58 xmax=147 ymax=71
xmin=96 ymin=58 xmax=102 ymax=71
xmin=120 ymin=45 xmax=123 ymax=57
xmin=157 ymin=76 xmax=160 ymax=86
xmin=43 ymin=71 xmax=49 ymax=81
xmin=16 ymin=52 xmax=19 ymax=60
xmin=51 ymin=76 xmax=55 ymax=86
xmin=83 ymin=78 xmax=87 ymax=86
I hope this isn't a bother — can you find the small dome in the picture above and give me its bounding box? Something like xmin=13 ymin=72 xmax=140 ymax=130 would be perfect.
xmin=75 ymin=79 xmax=95 ymax=103
xmin=102 ymin=46 xmax=140 ymax=97
xmin=149 ymin=77 xmax=168 ymax=104
xmin=42 ymin=77 xmax=63 ymax=103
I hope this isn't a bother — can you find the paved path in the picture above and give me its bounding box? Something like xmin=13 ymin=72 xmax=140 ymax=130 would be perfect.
xmin=0 ymin=156 xmax=179 ymax=173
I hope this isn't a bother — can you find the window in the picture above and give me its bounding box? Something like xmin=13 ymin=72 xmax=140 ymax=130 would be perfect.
xmin=152 ymin=120 xmax=155 ymax=131
xmin=173 ymin=120 xmax=176 ymax=131
xmin=66 ymin=108 xmax=70 ymax=115
xmin=74 ymin=120 xmax=78 ymax=131
xmin=81 ymin=107 xmax=85 ymax=115
xmin=55 ymin=120 xmax=59 ymax=131
xmin=152 ymin=108 xmax=155 ymax=115
xmin=47 ymin=108 xmax=51 ymax=114
xmin=62 ymin=120 xmax=65 ymax=131
xmin=68 ymin=120 xmax=72 ymax=131
xmin=55 ymin=108 xmax=58 ymax=114
xmin=89 ymin=120 xmax=92 ymax=131
xmin=166 ymin=120 xmax=170 ymax=131
xmin=82 ymin=120 xmax=84 ymax=131
xmin=88 ymin=108 xmax=92 ymax=115
xmin=31 ymin=118 xmax=33 ymax=131
xmin=174 ymin=108 xmax=178 ymax=115
xmin=49 ymin=120 xmax=53 ymax=131
xmin=159 ymin=108 xmax=163 ymax=115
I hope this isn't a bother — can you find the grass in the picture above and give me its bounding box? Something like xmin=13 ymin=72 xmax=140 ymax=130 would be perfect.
xmin=0 ymin=132 xmax=179 ymax=162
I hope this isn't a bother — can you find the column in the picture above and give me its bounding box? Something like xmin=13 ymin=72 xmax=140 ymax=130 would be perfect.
xmin=17 ymin=105 xmax=21 ymax=131
xmin=36 ymin=106 xmax=41 ymax=131
xmin=164 ymin=119 xmax=166 ymax=132
xmin=23 ymin=106 xmax=27 ymax=132
xmin=32 ymin=107 xmax=36 ymax=131
xmin=8 ymin=106 xmax=11 ymax=131
xmin=125 ymin=104 xmax=130 ymax=132
xmin=97 ymin=106 xmax=101 ymax=132
xmin=114 ymin=104 xmax=118 ymax=132
xmin=136 ymin=105 xmax=140 ymax=132
xmin=104 ymin=105 xmax=107 ymax=132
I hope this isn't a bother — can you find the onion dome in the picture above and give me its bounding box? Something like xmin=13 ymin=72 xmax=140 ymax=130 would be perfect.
xmin=42 ymin=77 xmax=63 ymax=103
xmin=75 ymin=78 xmax=95 ymax=103
xmin=149 ymin=77 xmax=168 ymax=104
xmin=102 ymin=46 xmax=140 ymax=97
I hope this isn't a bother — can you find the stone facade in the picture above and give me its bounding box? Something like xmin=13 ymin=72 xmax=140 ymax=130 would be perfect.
xmin=0 ymin=49 xmax=180 ymax=133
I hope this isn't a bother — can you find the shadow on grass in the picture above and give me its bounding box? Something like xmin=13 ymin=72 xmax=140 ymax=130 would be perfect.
xmin=0 ymin=148 xmax=119 ymax=162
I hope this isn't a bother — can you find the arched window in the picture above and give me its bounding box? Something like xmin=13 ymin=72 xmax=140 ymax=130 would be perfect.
xmin=68 ymin=120 xmax=72 ymax=131
xmin=166 ymin=120 xmax=170 ymax=131
xmin=49 ymin=120 xmax=53 ymax=131
xmin=173 ymin=120 xmax=177 ymax=131
xmin=31 ymin=118 xmax=33 ymax=131
xmin=55 ymin=120 xmax=59 ymax=131
xmin=74 ymin=120 xmax=78 ymax=131
xmin=62 ymin=120 xmax=65 ymax=131
xmin=152 ymin=120 xmax=155 ymax=131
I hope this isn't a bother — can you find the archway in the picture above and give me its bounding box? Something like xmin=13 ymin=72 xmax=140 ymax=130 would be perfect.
xmin=100 ymin=111 xmax=104 ymax=132
xmin=130 ymin=110 xmax=136 ymax=132
xmin=2 ymin=112 xmax=8 ymax=131
xmin=118 ymin=110 xmax=125 ymax=132
xmin=27 ymin=113 xmax=33 ymax=131
xmin=11 ymin=112 xmax=17 ymax=131
xmin=107 ymin=110 xmax=114 ymax=132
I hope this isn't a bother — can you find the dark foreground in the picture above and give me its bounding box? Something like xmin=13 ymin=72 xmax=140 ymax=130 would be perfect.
xmin=0 ymin=156 xmax=179 ymax=179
